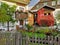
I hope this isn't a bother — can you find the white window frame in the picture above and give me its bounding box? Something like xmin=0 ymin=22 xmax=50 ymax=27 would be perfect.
xmin=44 ymin=2 xmax=47 ymax=6
xmin=57 ymin=0 xmax=60 ymax=5
xmin=52 ymin=1 xmax=56 ymax=6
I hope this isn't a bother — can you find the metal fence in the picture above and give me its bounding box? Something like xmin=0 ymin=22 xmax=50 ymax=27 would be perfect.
xmin=0 ymin=32 xmax=60 ymax=45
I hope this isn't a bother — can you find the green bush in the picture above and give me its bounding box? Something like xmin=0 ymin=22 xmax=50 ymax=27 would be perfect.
xmin=35 ymin=27 xmax=59 ymax=36
xmin=51 ymin=30 xmax=58 ymax=36
xmin=25 ymin=24 xmax=33 ymax=31
xmin=21 ymin=31 xmax=46 ymax=39
xmin=36 ymin=27 xmax=51 ymax=33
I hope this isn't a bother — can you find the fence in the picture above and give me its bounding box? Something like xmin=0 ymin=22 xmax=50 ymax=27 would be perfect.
xmin=0 ymin=32 xmax=22 ymax=45
xmin=21 ymin=35 xmax=60 ymax=45
xmin=0 ymin=32 xmax=60 ymax=45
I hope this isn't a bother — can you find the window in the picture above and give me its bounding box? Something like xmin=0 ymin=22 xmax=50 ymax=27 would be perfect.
xmin=25 ymin=19 xmax=28 ymax=25
xmin=44 ymin=13 xmax=51 ymax=16
xmin=2 ymin=23 xmax=4 ymax=26
xmin=36 ymin=5 xmax=39 ymax=9
xmin=48 ymin=13 xmax=50 ymax=15
xmin=44 ymin=13 xmax=47 ymax=15
xmin=19 ymin=7 xmax=24 ymax=11
xmin=2 ymin=23 xmax=7 ymax=28
xmin=57 ymin=0 xmax=60 ymax=5
xmin=9 ymin=22 xmax=14 ymax=27
xmin=44 ymin=2 xmax=47 ymax=6
xmin=20 ymin=20 xmax=23 ymax=25
xmin=52 ymin=1 xmax=56 ymax=6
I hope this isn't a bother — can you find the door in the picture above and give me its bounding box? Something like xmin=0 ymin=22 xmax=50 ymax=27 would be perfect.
xmin=19 ymin=20 xmax=23 ymax=25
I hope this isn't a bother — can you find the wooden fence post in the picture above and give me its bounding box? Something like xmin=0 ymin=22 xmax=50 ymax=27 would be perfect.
xmin=58 ymin=36 xmax=60 ymax=45
xmin=25 ymin=36 xmax=29 ymax=45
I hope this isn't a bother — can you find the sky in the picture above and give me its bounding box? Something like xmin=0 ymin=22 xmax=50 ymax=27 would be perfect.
xmin=27 ymin=0 xmax=40 ymax=10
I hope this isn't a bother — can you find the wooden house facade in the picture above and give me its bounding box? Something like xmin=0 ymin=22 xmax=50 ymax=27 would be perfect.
xmin=36 ymin=6 xmax=55 ymax=26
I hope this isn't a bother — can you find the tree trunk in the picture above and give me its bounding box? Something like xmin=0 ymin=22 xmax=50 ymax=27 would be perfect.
xmin=7 ymin=21 xmax=9 ymax=31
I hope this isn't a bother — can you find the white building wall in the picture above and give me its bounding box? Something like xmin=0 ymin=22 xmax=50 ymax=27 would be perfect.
xmin=0 ymin=22 xmax=16 ymax=31
xmin=0 ymin=22 xmax=7 ymax=31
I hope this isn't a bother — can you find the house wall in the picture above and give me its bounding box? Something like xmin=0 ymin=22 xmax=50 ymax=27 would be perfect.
xmin=28 ymin=13 xmax=34 ymax=26
xmin=31 ymin=0 xmax=60 ymax=10
xmin=0 ymin=22 xmax=16 ymax=31
xmin=37 ymin=8 xmax=54 ymax=26
xmin=15 ymin=19 xmax=28 ymax=30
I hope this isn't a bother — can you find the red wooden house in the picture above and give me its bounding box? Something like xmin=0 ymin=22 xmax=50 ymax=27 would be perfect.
xmin=36 ymin=6 xmax=55 ymax=26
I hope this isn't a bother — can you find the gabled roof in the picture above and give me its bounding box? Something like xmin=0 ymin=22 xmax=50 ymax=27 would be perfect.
xmin=30 ymin=5 xmax=55 ymax=12
xmin=43 ymin=6 xmax=55 ymax=10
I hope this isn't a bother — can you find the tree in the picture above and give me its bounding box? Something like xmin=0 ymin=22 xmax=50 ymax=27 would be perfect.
xmin=0 ymin=3 xmax=10 ymax=22
xmin=7 ymin=5 xmax=16 ymax=31
xmin=0 ymin=2 xmax=16 ymax=31
xmin=54 ymin=10 xmax=60 ymax=30
xmin=55 ymin=10 xmax=60 ymax=23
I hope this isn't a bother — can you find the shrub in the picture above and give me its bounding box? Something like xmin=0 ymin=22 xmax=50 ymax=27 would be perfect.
xmin=25 ymin=24 xmax=33 ymax=31
xmin=36 ymin=27 xmax=51 ymax=34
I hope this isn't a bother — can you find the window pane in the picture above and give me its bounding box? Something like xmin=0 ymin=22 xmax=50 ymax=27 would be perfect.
xmin=57 ymin=0 xmax=60 ymax=5
xmin=52 ymin=1 xmax=56 ymax=6
xmin=2 ymin=23 xmax=7 ymax=28
xmin=20 ymin=20 xmax=23 ymax=25
xmin=9 ymin=22 xmax=14 ymax=26
xmin=44 ymin=2 xmax=47 ymax=6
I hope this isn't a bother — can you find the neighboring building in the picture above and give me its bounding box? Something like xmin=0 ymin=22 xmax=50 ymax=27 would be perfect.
xmin=27 ymin=0 xmax=40 ymax=10
xmin=31 ymin=0 xmax=60 ymax=10
xmin=15 ymin=10 xmax=34 ymax=30
xmin=3 ymin=0 xmax=30 ymax=6
xmin=15 ymin=10 xmax=28 ymax=30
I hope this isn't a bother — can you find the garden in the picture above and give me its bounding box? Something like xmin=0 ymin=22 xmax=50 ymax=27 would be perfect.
xmin=0 ymin=1 xmax=60 ymax=45
xmin=18 ymin=25 xmax=60 ymax=45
